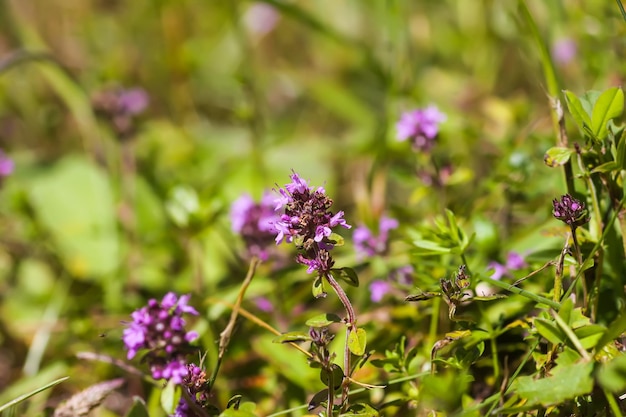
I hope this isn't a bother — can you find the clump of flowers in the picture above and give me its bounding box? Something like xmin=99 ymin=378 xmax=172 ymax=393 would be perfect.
xmin=122 ymin=292 xmax=198 ymax=384
xmin=173 ymin=364 xmax=212 ymax=417
xmin=396 ymin=105 xmax=446 ymax=152
xmin=92 ymin=86 xmax=149 ymax=140
xmin=274 ymin=171 xmax=351 ymax=275
xmin=230 ymin=192 xmax=279 ymax=260
xmin=353 ymin=216 xmax=398 ymax=259
xmin=552 ymin=194 xmax=588 ymax=228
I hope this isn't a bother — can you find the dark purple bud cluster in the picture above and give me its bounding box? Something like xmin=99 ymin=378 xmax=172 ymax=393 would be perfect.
xmin=92 ymin=87 xmax=148 ymax=140
xmin=274 ymin=172 xmax=351 ymax=274
xmin=552 ymin=194 xmax=589 ymax=228
xmin=173 ymin=364 xmax=211 ymax=417
xmin=122 ymin=292 xmax=198 ymax=384
xmin=230 ymin=192 xmax=280 ymax=261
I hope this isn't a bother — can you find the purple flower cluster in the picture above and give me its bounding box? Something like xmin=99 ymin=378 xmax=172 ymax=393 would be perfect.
xmin=123 ymin=293 xmax=198 ymax=384
xmin=92 ymin=86 xmax=149 ymax=140
xmin=552 ymin=194 xmax=588 ymax=228
xmin=274 ymin=172 xmax=351 ymax=274
xmin=552 ymin=37 xmax=577 ymax=66
xmin=396 ymin=105 xmax=446 ymax=152
xmin=353 ymin=216 xmax=398 ymax=259
xmin=487 ymin=251 xmax=527 ymax=280
xmin=230 ymin=192 xmax=280 ymax=260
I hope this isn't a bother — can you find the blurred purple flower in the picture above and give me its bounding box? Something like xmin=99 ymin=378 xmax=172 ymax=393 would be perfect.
xmin=487 ymin=251 xmax=527 ymax=280
xmin=0 ymin=150 xmax=14 ymax=177
xmin=230 ymin=192 xmax=279 ymax=260
xmin=369 ymin=280 xmax=391 ymax=303
xmin=92 ymin=86 xmax=149 ymax=139
xmin=389 ymin=265 xmax=414 ymax=285
xmin=353 ymin=216 xmax=398 ymax=259
xmin=118 ymin=88 xmax=149 ymax=115
xmin=254 ymin=296 xmax=274 ymax=312
xmin=122 ymin=292 xmax=198 ymax=384
xmin=244 ymin=3 xmax=280 ymax=36
xmin=396 ymin=105 xmax=446 ymax=152
xmin=552 ymin=38 xmax=577 ymax=65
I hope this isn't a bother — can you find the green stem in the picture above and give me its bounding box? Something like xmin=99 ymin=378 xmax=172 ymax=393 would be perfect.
xmin=481 ymin=277 xmax=561 ymax=310
xmin=428 ymin=296 xmax=442 ymax=349
xmin=324 ymin=272 xmax=356 ymax=411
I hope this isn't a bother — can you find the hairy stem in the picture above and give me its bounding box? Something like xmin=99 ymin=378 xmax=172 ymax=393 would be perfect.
xmin=324 ymin=272 xmax=356 ymax=412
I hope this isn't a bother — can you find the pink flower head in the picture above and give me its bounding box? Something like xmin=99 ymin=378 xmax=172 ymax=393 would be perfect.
xmin=396 ymin=105 xmax=446 ymax=152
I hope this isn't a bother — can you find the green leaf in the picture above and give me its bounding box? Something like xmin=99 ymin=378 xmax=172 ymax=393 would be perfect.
xmin=272 ymin=331 xmax=312 ymax=344
xmin=573 ymin=324 xmax=606 ymax=350
xmin=125 ymin=397 xmax=150 ymax=417
xmin=564 ymin=90 xmax=592 ymax=133
xmin=405 ymin=291 xmax=441 ymax=302
xmin=227 ymin=395 xmax=242 ymax=409
xmin=160 ymin=380 xmax=180 ymax=415
xmin=328 ymin=232 xmax=345 ymax=247
xmin=330 ymin=267 xmax=359 ymax=287
xmin=591 ymin=161 xmax=619 ymax=173
xmin=595 ymin=309 xmax=626 ymax=351
xmin=558 ymin=297 xmax=574 ymax=325
xmin=543 ymin=147 xmax=575 ymax=167
xmin=0 ymin=376 xmax=69 ymax=413
xmin=305 ymin=313 xmax=342 ymax=328
xmin=28 ymin=156 xmax=119 ymax=279
xmin=312 ymin=275 xmax=327 ymax=299
xmin=412 ymin=239 xmax=452 ymax=255
xmin=340 ymin=403 xmax=380 ymax=417
xmin=591 ymin=87 xmax=624 ymax=140
xmin=348 ymin=328 xmax=367 ymax=356
xmin=534 ymin=318 xmax=566 ymax=345
xmin=319 ymin=364 xmax=343 ymax=390
xmin=219 ymin=408 xmax=259 ymax=417
xmin=307 ymin=389 xmax=329 ymax=412
xmin=597 ymin=354 xmax=626 ymax=393
xmin=512 ymin=362 xmax=594 ymax=406
xmin=617 ymin=134 xmax=626 ymax=170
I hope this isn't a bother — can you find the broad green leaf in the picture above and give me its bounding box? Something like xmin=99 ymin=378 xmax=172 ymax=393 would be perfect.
xmin=28 ymin=156 xmax=119 ymax=279
xmin=591 ymin=87 xmax=624 ymax=140
xmin=305 ymin=313 xmax=342 ymax=328
xmin=573 ymin=324 xmax=605 ymax=350
xmin=328 ymin=232 xmax=345 ymax=247
xmin=348 ymin=328 xmax=367 ymax=356
xmin=330 ymin=267 xmax=359 ymax=287
xmin=160 ymin=380 xmax=180 ymax=415
xmin=219 ymin=409 xmax=259 ymax=417
xmin=558 ymin=297 xmax=574 ymax=325
xmin=125 ymin=397 xmax=150 ymax=417
xmin=512 ymin=362 xmax=594 ymax=406
xmin=534 ymin=318 xmax=565 ymax=345
xmin=272 ymin=331 xmax=312 ymax=344
xmin=597 ymin=354 xmax=626 ymax=393
xmin=543 ymin=147 xmax=575 ymax=167
xmin=618 ymin=134 xmax=626 ymax=170
xmin=319 ymin=364 xmax=343 ymax=390
xmin=564 ymin=90 xmax=592 ymax=132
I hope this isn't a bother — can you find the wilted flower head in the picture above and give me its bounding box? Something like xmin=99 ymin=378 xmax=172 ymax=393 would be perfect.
xmin=122 ymin=292 xmax=198 ymax=384
xmin=552 ymin=37 xmax=577 ymax=65
xmin=552 ymin=194 xmax=588 ymax=228
xmin=0 ymin=150 xmax=14 ymax=178
xmin=274 ymin=171 xmax=350 ymax=274
xmin=353 ymin=216 xmax=398 ymax=259
xmin=230 ymin=192 xmax=279 ymax=260
xmin=396 ymin=105 xmax=446 ymax=152
xmin=92 ymin=86 xmax=149 ymax=140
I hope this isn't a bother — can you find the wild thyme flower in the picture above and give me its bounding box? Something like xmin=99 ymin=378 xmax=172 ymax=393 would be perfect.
xmin=230 ymin=192 xmax=279 ymax=260
xmin=274 ymin=172 xmax=350 ymax=274
xmin=353 ymin=216 xmax=398 ymax=259
xmin=552 ymin=37 xmax=577 ymax=65
xmin=487 ymin=251 xmax=527 ymax=280
xmin=0 ymin=150 xmax=14 ymax=178
xmin=172 ymin=364 xmax=210 ymax=417
xmin=122 ymin=293 xmax=198 ymax=384
xmin=396 ymin=105 xmax=446 ymax=152
xmin=552 ymin=194 xmax=588 ymax=228
xmin=92 ymin=86 xmax=149 ymax=140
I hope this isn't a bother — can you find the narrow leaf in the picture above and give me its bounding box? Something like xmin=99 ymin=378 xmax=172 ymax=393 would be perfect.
xmin=272 ymin=331 xmax=312 ymax=344
xmin=0 ymin=376 xmax=69 ymax=413
xmin=534 ymin=318 xmax=566 ymax=345
xmin=312 ymin=276 xmax=326 ymax=299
